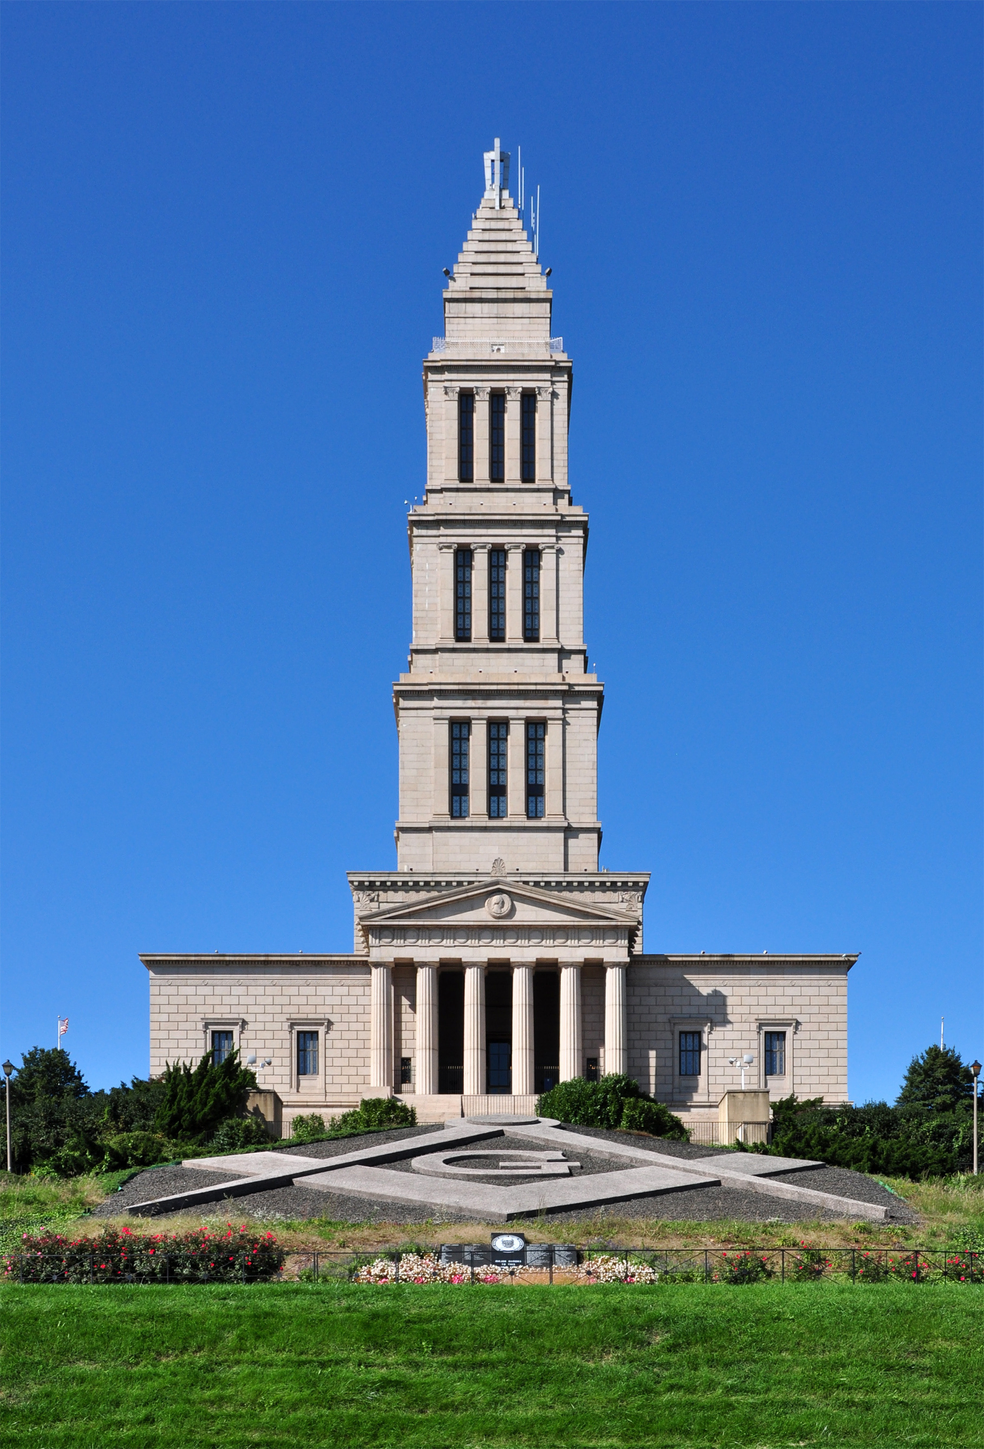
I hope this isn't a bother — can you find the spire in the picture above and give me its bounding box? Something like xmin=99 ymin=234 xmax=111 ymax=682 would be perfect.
xmin=435 ymin=139 xmax=554 ymax=357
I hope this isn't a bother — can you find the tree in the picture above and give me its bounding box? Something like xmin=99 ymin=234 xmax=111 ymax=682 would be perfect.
xmin=154 ymin=1050 xmax=257 ymax=1141
xmin=895 ymin=1045 xmax=974 ymax=1114
xmin=0 ymin=1048 xmax=104 ymax=1173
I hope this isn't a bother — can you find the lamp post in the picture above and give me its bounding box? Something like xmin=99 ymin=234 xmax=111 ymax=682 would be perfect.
xmin=971 ymin=1061 xmax=981 ymax=1177
xmin=2 ymin=1061 xmax=15 ymax=1174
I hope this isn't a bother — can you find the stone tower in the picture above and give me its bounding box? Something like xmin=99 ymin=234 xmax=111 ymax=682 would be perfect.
xmin=349 ymin=142 xmax=650 ymax=1107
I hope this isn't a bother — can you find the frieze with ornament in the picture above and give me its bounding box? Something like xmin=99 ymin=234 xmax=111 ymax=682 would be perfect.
xmin=370 ymin=923 xmax=626 ymax=948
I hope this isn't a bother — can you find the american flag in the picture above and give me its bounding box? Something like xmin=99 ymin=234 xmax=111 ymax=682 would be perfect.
xmin=58 ymin=1017 xmax=68 ymax=1036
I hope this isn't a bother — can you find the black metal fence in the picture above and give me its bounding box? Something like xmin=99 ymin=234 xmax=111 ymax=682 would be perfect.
xmin=5 ymin=1245 xmax=981 ymax=1286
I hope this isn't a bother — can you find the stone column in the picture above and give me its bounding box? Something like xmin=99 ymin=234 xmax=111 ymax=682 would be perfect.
xmin=505 ymin=544 xmax=524 ymax=642
xmin=535 ymin=386 xmax=552 ymax=484
xmin=433 ymin=716 xmax=450 ymax=820
xmin=473 ymin=388 xmax=490 ymax=485
xmin=540 ymin=545 xmax=559 ymax=644
xmin=604 ymin=963 xmax=627 ymax=1077
xmin=545 ymin=716 xmax=564 ymax=820
xmin=369 ymin=963 xmax=393 ymax=1094
xmin=443 ymin=385 xmax=459 ymax=483
xmin=507 ymin=715 xmax=527 ymax=820
xmin=415 ymin=963 xmax=438 ymax=1095
xmin=559 ymin=962 xmax=582 ymax=1082
xmin=463 ymin=964 xmax=486 ymax=1096
xmin=471 ymin=543 xmax=490 ymax=644
xmin=505 ymin=387 xmax=521 ymax=482
xmin=511 ymin=965 xmax=535 ymax=1096
xmin=437 ymin=543 xmax=455 ymax=643
xmin=470 ymin=717 xmax=488 ymax=822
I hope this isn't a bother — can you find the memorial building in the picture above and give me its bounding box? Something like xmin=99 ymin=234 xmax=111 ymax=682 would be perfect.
xmin=142 ymin=143 xmax=854 ymax=1137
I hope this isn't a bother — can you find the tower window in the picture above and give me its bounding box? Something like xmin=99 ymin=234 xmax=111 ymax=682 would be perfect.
xmin=297 ymin=1031 xmax=319 ymax=1077
xmin=211 ymin=1031 xmax=233 ymax=1066
xmin=450 ymin=721 xmax=470 ymax=817
xmin=455 ymin=548 xmax=472 ymax=641
xmin=490 ymin=393 xmax=505 ymax=482
xmin=523 ymin=548 xmax=540 ymax=642
xmin=678 ymin=1032 xmax=701 ymax=1077
xmin=765 ymin=1031 xmax=786 ymax=1076
xmin=489 ymin=549 xmax=506 ymax=641
xmin=526 ymin=721 xmax=545 ymax=818
xmin=458 ymin=392 xmax=474 ymax=482
xmin=521 ymin=392 xmax=536 ymax=482
xmin=488 ymin=721 xmax=508 ymax=817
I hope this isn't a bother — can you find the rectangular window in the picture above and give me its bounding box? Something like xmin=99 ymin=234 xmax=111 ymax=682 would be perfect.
xmin=489 ymin=548 xmax=506 ymax=641
xmin=678 ymin=1031 xmax=701 ymax=1077
xmin=585 ymin=1057 xmax=599 ymax=1083
xmin=488 ymin=721 xmax=508 ymax=817
xmin=523 ymin=548 xmax=540 ymax=641
xmin=526 ymin=721 xmax=545 ymax=818
xmin=450 ymin=721 xmax=470 ymax=817
xmin=297 ymin=1031 xmax=319 ymax=1077
xmin=211 ymin=1031 xmax=233 ymax=1066
xmin=489 ymin=393 xmax=505 ymax=482
xmin=765 ymin=1031 xmax=786 ymax=1076
xmin=458 ymin=392 xmax=474 ymax=481
xmin=400 ymin=1057 xmax=412 ymax=1086
xmin=521 ymin=392 xmax=536 ymax=481
xmin=455 ymin=548 xmax=472 ymax=641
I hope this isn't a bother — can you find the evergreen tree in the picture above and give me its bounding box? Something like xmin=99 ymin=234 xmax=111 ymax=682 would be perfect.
xmin=154 ymin=1050 xmax=257 ymax=1141
xmin=895 ymin=1045 xmax=973 ymax=1114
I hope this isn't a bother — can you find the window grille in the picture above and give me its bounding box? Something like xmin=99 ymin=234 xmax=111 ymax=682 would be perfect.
xmin=489 ymin=393 xmax=505 ymax=482
xmin=585 ymin=1058 xmax=599 ymax=1083
xmin=489 ymin=549 xmax=506 ymax=641
xmin=487 ymin=1042 xmax=511 ymax=1094
xmin=521 ymin=393 xmax=536 ymax=481
xmin=523 ymin=548 xmax=540 ymax=642
xmin=400 ymin=1057 xmax=412 ymax=1086
xmin=455 ymin=549 xmax=472 ymax=641
xmin=450 ymin=721 xmax=470 ymax=817
xmin=526 ymin=721 xmax=545 ymax=818
xmin=297 ymin=1031 xmax=319 ymax=1077
xmin=211 ymin=1031 xmax=233 ymax=1066
xmin=488 ymin=721 xmax=508 ymax=817
xmin=765 ymin=1031 xmax=786 ymax=1076
xmin=458 ymin=392 xmax=473 ymax=481
xmin=678 ymin=1031 xmax=701 ymax=1077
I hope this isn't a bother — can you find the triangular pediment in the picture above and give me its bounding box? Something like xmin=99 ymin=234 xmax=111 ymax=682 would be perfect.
xmin=358 ymin=878 xmax=637 ymax=930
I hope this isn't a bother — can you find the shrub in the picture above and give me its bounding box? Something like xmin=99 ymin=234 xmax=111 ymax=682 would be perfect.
xmin=99 ymin=1132 xmax=186 ymax=1170
xmin=791 ymin=1247 xmax=831 ymax=1281
xmin=768 ymin=1093 xmax=974 ymax=1177
xmin=154 ymin=1051 xmax=257 ymax=1142
xmin=291 ymin=1113 xmax=328 ymax=1143
xmin=209 ymin=1117 xmax=271 ymax=1153
xmin=538 ymin=1074 xmax=688 ymax=1141
xmin=713 ymin=1251 xmax=775 ymax=1284
xmin=619 ymin=1097 xmax=689 ymax=1141
xmin=5 ymin=1224 xmax=285 ymax=1284
xmin=333 ymin=1098 xmax=417 ymax=1133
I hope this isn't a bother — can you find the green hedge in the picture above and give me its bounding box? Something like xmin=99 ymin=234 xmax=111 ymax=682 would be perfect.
xmin=537 ymin=1074 xmax=688 ymax=1140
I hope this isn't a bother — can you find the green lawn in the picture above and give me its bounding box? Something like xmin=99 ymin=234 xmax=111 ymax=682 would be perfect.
xmin=1 ymin=1283 xmax=981 ymax=1448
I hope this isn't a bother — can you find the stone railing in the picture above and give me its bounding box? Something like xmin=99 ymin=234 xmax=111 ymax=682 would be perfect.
xmin=430 ymin=337 xmax=564 ymax=355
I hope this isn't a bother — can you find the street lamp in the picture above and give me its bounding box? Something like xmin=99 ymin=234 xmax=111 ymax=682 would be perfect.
xmin=2 ymin=1061 xmax=15 ymax=1174
xmin=971 ymin=1061 xmax=981 ymax=1177
xmin=728 ymin=1053 xmax=755 ymax=1090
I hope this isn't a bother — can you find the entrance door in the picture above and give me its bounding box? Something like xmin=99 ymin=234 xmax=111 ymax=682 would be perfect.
xmin=487 ymin=1041 xmax=511 ymax=1094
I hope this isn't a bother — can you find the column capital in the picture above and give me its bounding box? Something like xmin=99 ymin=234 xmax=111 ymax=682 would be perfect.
xmin=473 ymin=386 xmax=489 ymax=400
xmin=443 ymin=384 xmax=460 ymax=399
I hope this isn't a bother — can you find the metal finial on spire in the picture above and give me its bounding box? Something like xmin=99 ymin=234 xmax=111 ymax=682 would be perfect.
xmin=483 ymin=138 xmax=510 ymax=208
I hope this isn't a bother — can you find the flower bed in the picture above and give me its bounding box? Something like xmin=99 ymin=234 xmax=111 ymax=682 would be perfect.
xmin=5 ymin=1224 xmax=286 ymax=1283
xmin=351 ymin=1252 xmax=660 ymax=1285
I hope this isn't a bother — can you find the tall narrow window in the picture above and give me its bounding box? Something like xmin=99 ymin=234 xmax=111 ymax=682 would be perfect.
xmin=297 ymin=1031 xmax=319 ymax=1077
xmin=458 ymin=392 xmax=474 ymax=481
xmin=455 ymin=548 xmax=472 ymax=641
xmin=489 ymin=549 xmax=506 ymax=641
xmin=765 ymin=1031 xmax=786 ymax=1076
xmin=489 ymin=392 xmax=505 ymax=482
xmin=526 ymin=721 xmax=545 ymax=818
xmin=488 ymin=721 xmax=508 ymax=817
xmin=523 ymin=548 xmax=540 ymax=641
xmin=450 ymin=721 xmax=470 ymax=817
xmin=678 ymin=1032 xmax=701 ymax=1077
xmin=211 ymin=1031 xmax=233 ymax=1066
xmin=521 ymin=392 xmax=536 ymax=481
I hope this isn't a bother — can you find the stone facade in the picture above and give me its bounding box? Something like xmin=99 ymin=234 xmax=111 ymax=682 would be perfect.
xmin=143 ymin=142 xmax=854 ymax=1131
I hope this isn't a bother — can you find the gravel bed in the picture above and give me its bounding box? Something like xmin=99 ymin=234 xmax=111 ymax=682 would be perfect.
xmin=92 ymin=1122 xmax=917 ymax=1227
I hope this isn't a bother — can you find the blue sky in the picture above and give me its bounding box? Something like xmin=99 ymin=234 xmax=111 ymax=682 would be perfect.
xmin=2 ymin=2 xmax=980 ymax=1104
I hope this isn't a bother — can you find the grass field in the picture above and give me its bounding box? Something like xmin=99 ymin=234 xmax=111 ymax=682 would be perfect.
xmin=1 ymin=1281 xmax=981 ymax=1448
